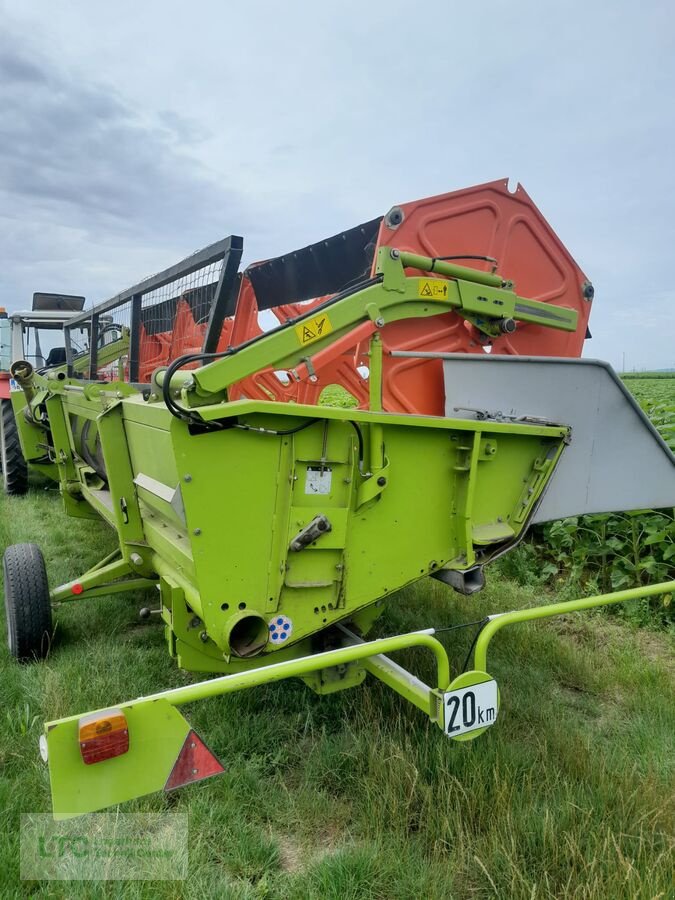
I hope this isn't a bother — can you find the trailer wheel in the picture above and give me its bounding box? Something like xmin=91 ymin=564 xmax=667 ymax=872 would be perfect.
xmin=0 ymin=399 xmax=28 ymax=495
xmin=3 ymin=543 xmax=53 ymax=661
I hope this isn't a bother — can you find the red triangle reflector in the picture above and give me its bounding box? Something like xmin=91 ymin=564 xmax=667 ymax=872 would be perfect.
xmin=164 ymin=729 xmax=225 ymax=791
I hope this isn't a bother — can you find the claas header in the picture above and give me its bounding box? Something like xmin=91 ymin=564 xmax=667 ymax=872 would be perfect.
xmin=3 ymin=180 xmax=674 ymax=819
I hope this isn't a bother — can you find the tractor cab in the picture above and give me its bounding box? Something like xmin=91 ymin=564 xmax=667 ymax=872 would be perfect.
xmin=0 ymin=294 xmax=85 ymax=494
xmin=2 ymin=294 xmax=86 ymax=378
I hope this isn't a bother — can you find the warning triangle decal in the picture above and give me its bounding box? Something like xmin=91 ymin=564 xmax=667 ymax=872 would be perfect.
xmin=420 ymin=283 xmax=433 ymax=297
xmin=165 ymin=729 xmax=225 ymax=791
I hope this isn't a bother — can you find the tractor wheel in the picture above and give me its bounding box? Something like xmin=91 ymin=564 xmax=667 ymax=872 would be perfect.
xmin=3 ymin=543 xmax=53 ymax=661
xmin=0 ymin=399 xmax=28 ymax=495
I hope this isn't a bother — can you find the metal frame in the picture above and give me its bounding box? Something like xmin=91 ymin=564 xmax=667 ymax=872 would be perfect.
xmin=202 ymin=236 xmax=244 ymax=352
xmin=42 ymin=578 xmax=675 ymax=818
xmin=48 ymin=581 xmax=675 ymax=727
xmin=174 ymin=247 xmax=578 ymax=404
xmin=8 ymin=311 xmax=82 ymax=368
xmin=472 ymin=580 xmax=675 ymax=672
xmin=63 ymin=236 xmax=243 ymax=378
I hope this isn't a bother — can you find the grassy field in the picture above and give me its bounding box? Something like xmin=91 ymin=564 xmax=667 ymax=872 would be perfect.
xmin=1 ymin=484 xmax=674 ymax=898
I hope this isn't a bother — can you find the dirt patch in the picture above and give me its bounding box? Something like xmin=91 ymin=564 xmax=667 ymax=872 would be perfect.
xmin=628 ymin=627 xmax=675 ymax=675
xmin=277 ymin=834 xmax=305 ymax=874
xmin=276 ymin=823 xmax=344 ymax=874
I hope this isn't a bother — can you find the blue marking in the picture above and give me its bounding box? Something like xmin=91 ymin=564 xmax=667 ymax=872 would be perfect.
xmin=282 ymin=623 xmax=290 ymax=631
xmin=280 ymin=633 xmax=287 ymax=640
xmin=277 ymin=618 xmax=283 ymax=625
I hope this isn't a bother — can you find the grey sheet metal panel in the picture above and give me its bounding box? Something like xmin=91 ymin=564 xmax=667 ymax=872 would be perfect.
xmin=442 ymin=355 xmax=675 ymax=523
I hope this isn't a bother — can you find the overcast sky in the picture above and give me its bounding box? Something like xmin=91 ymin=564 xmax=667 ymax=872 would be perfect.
xmin=1 ymin=0 xmax=673 ymax=370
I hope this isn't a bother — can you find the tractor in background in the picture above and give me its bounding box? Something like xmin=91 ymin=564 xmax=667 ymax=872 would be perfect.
xmin=0 ymin=294 xmax=85 ymax=494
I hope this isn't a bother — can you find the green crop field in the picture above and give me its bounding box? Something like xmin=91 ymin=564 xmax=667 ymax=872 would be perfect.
xmin=502 ymin=375 xmax=675 ymax=627
xmin=0 ymin=378 xmax=673 ymax=899
xmin=622 ymin=375 xmax=675 ymax=453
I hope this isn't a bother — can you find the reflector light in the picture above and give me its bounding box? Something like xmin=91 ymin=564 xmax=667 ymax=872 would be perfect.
xmin=164 ymin=729 xmax=224 ymax=791
xmin=71 ymin=583 xmax=84 ymax=595
xmin=78 ymin=708 xmax=129 ymax=764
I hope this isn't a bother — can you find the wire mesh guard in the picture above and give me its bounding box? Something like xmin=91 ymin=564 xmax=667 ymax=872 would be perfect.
xmin=137 ymin=261 xmax=223 ymax=381
xmin=63 ymin=238 xmax=239 ymax=384
xmin=92 ymin=298 xmax=132 ymax=382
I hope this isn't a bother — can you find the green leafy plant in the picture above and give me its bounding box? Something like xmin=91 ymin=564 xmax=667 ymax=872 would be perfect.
xmin=501 ymin=375 xmax=675 ymax=627
xmin=531 ymin=510 xmax=674 ymax=625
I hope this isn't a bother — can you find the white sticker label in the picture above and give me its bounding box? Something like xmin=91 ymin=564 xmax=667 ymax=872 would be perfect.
xmin=444 ymin=680 xmax=498 ymax=737
xmin=305 ymin=467 xmax=332 ymax=495
xmin=268 ymin=615 xmax=293 ymax=644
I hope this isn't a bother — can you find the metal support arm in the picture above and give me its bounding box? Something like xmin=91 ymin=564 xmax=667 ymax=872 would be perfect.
xmin=473 ymin=580 xmax=675 ymax=672
xmin=185 ymin=249 xmax=579 ymax=406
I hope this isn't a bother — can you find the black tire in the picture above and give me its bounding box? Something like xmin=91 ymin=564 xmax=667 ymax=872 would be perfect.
xmin=0 ymin=399 xmax=28 ymax=495
xmin=3 ymin=543 xmax=53 ymax=661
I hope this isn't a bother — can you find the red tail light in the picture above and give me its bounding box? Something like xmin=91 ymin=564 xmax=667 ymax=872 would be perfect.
xmin=78 ymin=708 xmax=129 ymax=764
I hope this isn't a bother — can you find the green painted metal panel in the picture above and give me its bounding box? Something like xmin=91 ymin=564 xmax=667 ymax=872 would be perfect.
xmin=46 ymin=699 xmax=191 ymax=819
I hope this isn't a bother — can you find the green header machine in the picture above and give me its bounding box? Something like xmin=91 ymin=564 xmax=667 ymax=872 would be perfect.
xmin=3 ymin=181 xmax=674 ymax=818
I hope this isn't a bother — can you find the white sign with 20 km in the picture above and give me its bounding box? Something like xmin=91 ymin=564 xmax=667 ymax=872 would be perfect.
xmin=443 ymin=679 xmax=499 ymax=738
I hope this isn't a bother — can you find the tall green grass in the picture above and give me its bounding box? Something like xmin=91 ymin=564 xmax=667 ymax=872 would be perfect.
xmin=1 ymin=486 xmax=673 ymax=898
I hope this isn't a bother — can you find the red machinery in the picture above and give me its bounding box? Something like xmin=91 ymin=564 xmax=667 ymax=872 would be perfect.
xmin=79 ymin=180 xmax=593 ymax=414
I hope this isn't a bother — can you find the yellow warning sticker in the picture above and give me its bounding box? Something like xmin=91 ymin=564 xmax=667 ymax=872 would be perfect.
xmin=418 ymin=279 xmax=449 ymax=300
xmin=295 ymin=313 xmax=333 ymax=347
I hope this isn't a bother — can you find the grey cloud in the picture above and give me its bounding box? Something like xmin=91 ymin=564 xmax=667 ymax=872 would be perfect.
xmin=1 ymin=2 xmax=673 ymax=370
xmin=156 ymin=110 xmax=213 ymax=145
xmin=0 ymin=34 xmax=245 ymax=241
xmin=0 ymin=48 xmax=47 ymax=84
xmin=0 ymin=29 xmax=262 ymax=309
